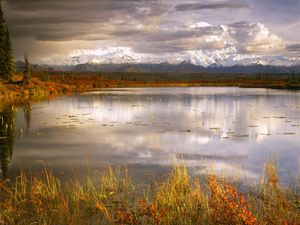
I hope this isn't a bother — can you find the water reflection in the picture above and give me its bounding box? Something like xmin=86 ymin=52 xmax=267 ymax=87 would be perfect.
xmin=5 ymin=88 xmax=300 ymax=183
xmin=0 ymin=102 xmax=32 ymax=178
xmin=23 ymin=102 xmax=31 ymax=134
xmin=0 ymin=105 xmax=15 ymax=178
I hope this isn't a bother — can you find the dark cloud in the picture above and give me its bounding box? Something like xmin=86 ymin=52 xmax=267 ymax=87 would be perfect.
xmin=229 ymin=21 xmax=252 ymax=28
xmin=174 ymin=1 xmax=249 ymax=12
xmin=286 ymin=44 xmax=300 ymax=52
xmin=0 ymin=0 xmax=298 ymax=62
xmin=4 ymin=0 xmax=167 ymax=40
xmin=6 ymin=0 xmax=144 ymax=11
xmin=5 ymin=0 xmax=219 ymax=53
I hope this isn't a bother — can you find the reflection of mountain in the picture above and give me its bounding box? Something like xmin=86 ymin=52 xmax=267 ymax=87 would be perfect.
xmin=0 ymin=106 xmax=15 ymax=178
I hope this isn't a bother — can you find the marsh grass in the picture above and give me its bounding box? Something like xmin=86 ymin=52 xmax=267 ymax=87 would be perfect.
xmin=0 ymin=162 xmax=299 ymax=225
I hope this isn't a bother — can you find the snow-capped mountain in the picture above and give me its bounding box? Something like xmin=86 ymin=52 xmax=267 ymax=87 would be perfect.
xmin=185 ymin=47 xmax=300 ymax=67
xmin=40 ymin=46 xmax=300 ymax=67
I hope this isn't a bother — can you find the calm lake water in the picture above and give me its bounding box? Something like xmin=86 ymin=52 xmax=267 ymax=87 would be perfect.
xmin=1 ymin=87 xmax=300 ymax=183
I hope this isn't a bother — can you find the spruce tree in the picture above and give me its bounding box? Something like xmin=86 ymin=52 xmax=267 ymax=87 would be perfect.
xmin=22 ymin=53 xmax=31 ymax=85
xmin=3 ymin=26 xmax=15 ymax=79
xmin=0 ymin=0 xmax=6 ymax=79
xmin=0 ymin=1 xmax=15 ymax=81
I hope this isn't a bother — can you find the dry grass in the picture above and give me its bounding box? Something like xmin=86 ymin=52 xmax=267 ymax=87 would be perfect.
xmin=2 ymin=72 xmax=300 ymax=106
xmin=0 ymin=162 xmax=299 ymax=225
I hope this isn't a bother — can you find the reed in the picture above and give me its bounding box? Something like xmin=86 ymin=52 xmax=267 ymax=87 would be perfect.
xmin=0 ymin=161 xmax=299 ymax=225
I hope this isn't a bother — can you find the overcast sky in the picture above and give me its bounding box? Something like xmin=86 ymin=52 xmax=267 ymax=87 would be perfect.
xmin=2 ymin=0 xmax=300 ymax=63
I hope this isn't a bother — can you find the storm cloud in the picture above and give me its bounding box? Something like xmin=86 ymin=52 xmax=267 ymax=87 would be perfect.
xmin=1 ymin=0 xmax=299 ymax=63
xmin=286 ymin=44 xmax=300 ymax=52
xmin=174 ymin=1 xmax=249 ymax=11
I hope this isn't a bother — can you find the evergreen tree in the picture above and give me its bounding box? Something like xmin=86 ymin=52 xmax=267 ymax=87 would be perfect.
xmin=0 ymin=0 xmax=6 ymax=79
xmin=42 ymin=68 xmax=49 ymax=81
xmin=3 ymin=26 xmax=15 ymax=79
xmin=0 ymin=1 xmax=15 ymax=81
xmin=22 ymin=53 xmax=31 ymax=85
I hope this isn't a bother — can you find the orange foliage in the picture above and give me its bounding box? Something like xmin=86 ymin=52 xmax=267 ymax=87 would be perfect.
xmin=208 ymin=175 xmax=261 ymax=225
xmin=137 ymin=200 xmax=167 ymax=225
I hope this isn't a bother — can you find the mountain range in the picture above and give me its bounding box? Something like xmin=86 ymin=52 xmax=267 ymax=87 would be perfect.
xmin=18 ymin=46 xmax=300 ymax=74
xmin=55 ymin=46 xmax=300 ymax=67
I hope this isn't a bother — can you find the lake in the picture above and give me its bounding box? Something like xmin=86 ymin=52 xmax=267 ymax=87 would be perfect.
xmin=1 ymin=87 xmax=300 ymax=183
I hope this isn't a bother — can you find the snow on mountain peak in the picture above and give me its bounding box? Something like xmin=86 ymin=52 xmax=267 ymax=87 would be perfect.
xmin=40 ymin=45 xmax=300 ymax=67
xmin=35 ymin=20 xmax=300 ymax=67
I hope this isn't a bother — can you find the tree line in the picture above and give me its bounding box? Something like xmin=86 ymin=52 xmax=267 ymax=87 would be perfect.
xmin=0 ymin=0 xmax=14 ymax=81
xmin=0 ymin=0 xmax=30 ymax=85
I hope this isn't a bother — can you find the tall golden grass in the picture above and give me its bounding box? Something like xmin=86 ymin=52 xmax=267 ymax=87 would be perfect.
xmin=0 ymin=162 xmax=299 ymax=225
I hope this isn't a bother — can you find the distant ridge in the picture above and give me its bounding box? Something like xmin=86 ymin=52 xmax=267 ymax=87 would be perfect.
xmin=17 ymin=60 xmax=300 ymax=74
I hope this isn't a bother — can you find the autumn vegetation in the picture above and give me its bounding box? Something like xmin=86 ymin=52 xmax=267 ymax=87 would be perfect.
xmin=0 ymin=2 xmax=300 ymax=224
xmin=0 ymin=162 xmax=299 ymax=225
xmin=2 ymin=71 xmax=300 ymax=107
xmin=1 ymin=0 xmax=300 ymax=105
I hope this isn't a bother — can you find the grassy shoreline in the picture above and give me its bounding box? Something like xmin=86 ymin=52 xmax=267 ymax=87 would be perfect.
xmin=1 ymin=74 xmax=300 ymax=224
xmin=0 ymin=162 xmax=299 ymax=225
xmin=1 ymin=72 xmax=300 ymax=106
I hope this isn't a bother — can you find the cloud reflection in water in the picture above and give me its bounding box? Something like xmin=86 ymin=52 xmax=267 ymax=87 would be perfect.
xmin=8 ymin=87 xmax=300 ymax=183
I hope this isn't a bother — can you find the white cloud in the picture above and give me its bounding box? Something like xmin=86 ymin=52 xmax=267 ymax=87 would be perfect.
xmin=30 ymin=21 xmax=296 ymax=66
xmin=230 ymin=22 xmax=285 ymax=53
xmin=188 ymin=21 xmax=212 ymax=29
xmin=186 ymin=22 xmax=285 ymax=54
xmin=5 ymin=0 xmax=300 ymax=62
